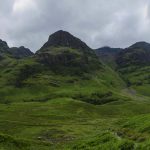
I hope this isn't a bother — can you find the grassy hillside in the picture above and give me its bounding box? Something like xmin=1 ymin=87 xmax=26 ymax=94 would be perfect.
xmin=0 ymin=97 xmax=150 ymax=149
xmin=0 ymin=31 xmax=126 ymax=105
xmin=95 ymin=47 xmax=122 ymax=68
xmin=0 ymin=32 xmax=150 ymax=149
xmin=116 ymin=42 xmax=150 ymax=96
xmin=0 ymin=55 xmax=125 ymax=104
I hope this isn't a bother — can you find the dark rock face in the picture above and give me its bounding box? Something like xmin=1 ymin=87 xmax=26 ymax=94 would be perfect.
xmin=36 ymin=46 xmax=100 ymax=74
xmin=95 ymin=47 xmax=122 ymax=68
xmin=37 ymin=51 xmax=79 ymax=66
xmin=0 ymin=39 xmax=9 ymax=53
xmin=116 ymin=42 xmax=150 ymax=67
xmin=39 ymin=30 xmax=91 ymax=51
xmin=0 ymin=39 xmax=33 ymax=59
xmin=9 ymin=46 xmax=33 ymax=58
xmin=95 ymin=46 xmax=122 ymax=59
xmin=95 ymin=47 xmax=122 ymax=55
xmin=37 ymin=49 xmax=94 ymax=68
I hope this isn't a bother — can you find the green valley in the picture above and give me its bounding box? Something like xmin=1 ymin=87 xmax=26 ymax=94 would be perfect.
xmin=0 ymin=31 xmax=150 ymax=149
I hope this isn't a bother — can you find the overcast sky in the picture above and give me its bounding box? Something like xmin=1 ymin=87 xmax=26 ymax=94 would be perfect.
xmin=0 ymin=0 xmax=150 ymax=52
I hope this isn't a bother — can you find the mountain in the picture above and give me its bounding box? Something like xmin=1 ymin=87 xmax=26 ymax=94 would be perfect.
xmin=36 ymin=30 xmax=101 ymax=75
xmin=95 ymin=42 xmax=150 ymax=96
xmin=8 ymin=46 xmax=33 ymax=58
xmin=1 ymin=32 xmax=150 ymax=149
xmin=0 ymin=30 xmax=125 ymax=104
xmin=116 ymin=42 xmax=150 ymax=67
xmin=0 ymin=39 xmax=33 ymax=59
xmin=95 ymin=46 xmax=122 ymax=68
xmin=116 ymin=42 xmax=150 ymax=95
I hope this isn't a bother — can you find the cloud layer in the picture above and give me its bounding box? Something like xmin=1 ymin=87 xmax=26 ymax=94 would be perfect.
xmin=0 ymin=0 xmax=150 ymax=51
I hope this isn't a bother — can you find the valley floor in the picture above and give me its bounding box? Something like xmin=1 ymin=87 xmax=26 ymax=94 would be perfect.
xmin=0 ymin=94 xmax=150 ymax=149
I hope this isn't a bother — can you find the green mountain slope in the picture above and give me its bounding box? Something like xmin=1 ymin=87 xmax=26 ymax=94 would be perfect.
xmin=95 ymin=46 xmax=122 ymax=68
xmin=0 ymin=31 xmax=125 ymax=104
xmin=116 ymin=42 xmax=150 ymax=96
xmin=95 ymin=42 xmax=150 ymax=97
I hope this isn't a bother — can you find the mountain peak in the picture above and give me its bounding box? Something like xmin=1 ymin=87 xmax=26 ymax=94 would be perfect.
xmin=129 ymin=41 xmax=150 ymax=50
xmin=117 ymin=41 xmax=150 ymax=67
xmin=40 ymin=30 xmax=90 ymax=51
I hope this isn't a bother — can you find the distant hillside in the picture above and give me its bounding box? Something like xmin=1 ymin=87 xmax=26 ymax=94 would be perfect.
xmin=8 ymin=46 xmax=33 ymax=58
xmin=0 ymin=39 xmax=33 ymax=59
xmin=116 ymin=42 xmax=150 ymax=67
xmin=116 ymin=42 xmax=150 ymax=96
xmin=95 ymin=46 xmax=122 ymax=68
xmin=0 ymin=39 xmax=9 ymax=53
xmin=95 ymin=42 xmax=150 ymax=96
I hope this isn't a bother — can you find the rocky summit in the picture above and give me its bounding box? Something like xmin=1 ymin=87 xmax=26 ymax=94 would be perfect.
xmin=39 ymin=30 xmax=91 ymax=51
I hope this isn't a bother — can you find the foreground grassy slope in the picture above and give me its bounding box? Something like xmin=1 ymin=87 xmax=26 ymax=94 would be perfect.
xmin=0 ymin=97 xmax=150 ymax=149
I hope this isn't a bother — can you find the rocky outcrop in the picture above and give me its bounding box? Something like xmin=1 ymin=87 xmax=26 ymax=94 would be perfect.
xmin=9 ymin=46 xmax=33 ymax=58
xmin=0 ymin=39 xmax=9 ymax=53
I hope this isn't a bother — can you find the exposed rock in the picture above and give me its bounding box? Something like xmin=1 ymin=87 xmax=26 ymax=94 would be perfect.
xmin=95 ymin=46 xmax=122 ymax=57
xmin=39 ymin=30 xmax=91 ymax=52
xmin=9 ymin=46 xmax=33 ymax=58
xmin=0 ymin=39 xmax=9 ymax=53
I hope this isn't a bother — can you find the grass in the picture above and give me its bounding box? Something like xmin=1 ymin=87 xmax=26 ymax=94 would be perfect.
xmin=133 ymin=85 xmax=150 ymax=96
xmin=0 ymin=54 xmax=125 ymax=104
xmin=0 ymin=97 xmax=149 ymax=149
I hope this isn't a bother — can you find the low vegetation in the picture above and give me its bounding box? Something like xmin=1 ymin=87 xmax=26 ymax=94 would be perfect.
xmin=0 ymin=31 xmax=150 ymax=149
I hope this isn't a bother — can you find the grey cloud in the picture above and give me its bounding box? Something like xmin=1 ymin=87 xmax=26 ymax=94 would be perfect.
xmin=0 ymin=0 xmax=150 ymax=52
